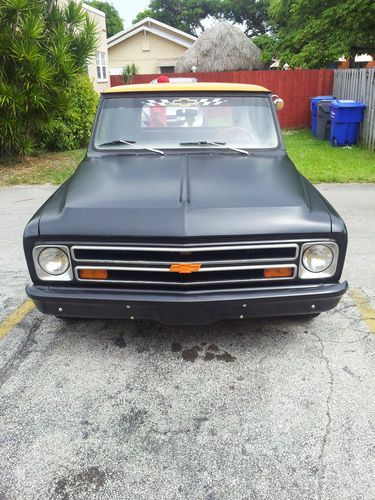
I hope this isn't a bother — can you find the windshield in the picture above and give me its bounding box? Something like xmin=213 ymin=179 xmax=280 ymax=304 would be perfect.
xmin=94 ymin=94 xmax=279 ymax=150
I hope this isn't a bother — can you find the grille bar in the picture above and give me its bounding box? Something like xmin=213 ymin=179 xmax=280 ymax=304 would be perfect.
xmin=71 ymin=243 xmax=299 ymax=264
xmin=75 ymin=264 xmax=297 ymax=285
xmin=72 ymin=243 xmax=300 ymax=253
xmin=75 ymin=263 xmax=295 ymax=273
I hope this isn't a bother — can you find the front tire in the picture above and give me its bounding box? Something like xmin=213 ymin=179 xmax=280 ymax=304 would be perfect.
xmin=297 ymin=313 xmax=321 ymax=320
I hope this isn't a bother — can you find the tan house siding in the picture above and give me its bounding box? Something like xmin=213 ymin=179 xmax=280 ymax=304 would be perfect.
xmin=82 ymin=3 xmax=109 ymax=92
xmin=108 ymin=31 xmax=188 ymax=75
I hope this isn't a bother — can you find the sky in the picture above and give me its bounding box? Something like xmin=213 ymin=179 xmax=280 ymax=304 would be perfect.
xmin=110 ymin=0 xmax=150 ymax=27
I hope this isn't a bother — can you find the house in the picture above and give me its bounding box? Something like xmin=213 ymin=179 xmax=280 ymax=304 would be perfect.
xmin=82 ymin=3 xmax=110 ymax=92
xmin=338 ymin=53 xmax=375 ymax=69
xmin=107 ymin=17 xmax=197 ymax=76
xmin=57 ymin=0 xmax=109 ymax=92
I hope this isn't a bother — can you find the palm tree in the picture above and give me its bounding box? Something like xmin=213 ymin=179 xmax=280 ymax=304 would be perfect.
xmin=122 ymin=63 xmax=139 ymax=84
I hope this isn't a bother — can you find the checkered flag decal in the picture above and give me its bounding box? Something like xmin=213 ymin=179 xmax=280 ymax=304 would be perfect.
xmin=142 ymin=98 xmax=228 ymax=107
xmin=198 ymin=98 xmax=227 ymax=106
xmin=142 ymin=99 xmax=171 ymax=107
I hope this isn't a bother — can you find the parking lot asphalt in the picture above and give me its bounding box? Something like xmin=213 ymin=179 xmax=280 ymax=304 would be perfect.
xmin=0 ymin=183 xmax=374 ymax=500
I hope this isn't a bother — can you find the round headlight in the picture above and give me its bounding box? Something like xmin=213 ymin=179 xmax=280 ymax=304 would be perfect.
xmin=302 ymin=244 xmax=334 ymax=273
xmin=38 ymin=247 xmax=69 ymax=275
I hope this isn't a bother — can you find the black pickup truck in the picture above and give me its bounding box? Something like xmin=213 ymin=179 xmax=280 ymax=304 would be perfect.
xmin=24 ymin=82 xmax=347 ymax=324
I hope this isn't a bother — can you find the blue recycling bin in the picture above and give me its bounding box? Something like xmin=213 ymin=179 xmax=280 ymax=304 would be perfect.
xmin=329 ymin=100 xmax=366 ymax=146
xmin=311 ymin=96 xmax=334 ymax=136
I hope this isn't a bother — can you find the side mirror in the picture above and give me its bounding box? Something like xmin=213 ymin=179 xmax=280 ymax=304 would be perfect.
xmin=272 ymin=94 xmax=285 ymax=111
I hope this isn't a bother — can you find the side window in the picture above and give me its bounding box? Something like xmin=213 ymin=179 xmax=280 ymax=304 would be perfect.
xmin=96 ymin=52 xmax=107 ymax=82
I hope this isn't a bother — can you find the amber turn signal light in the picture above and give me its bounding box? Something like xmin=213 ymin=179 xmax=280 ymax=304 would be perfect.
xmin=263 ymin=267 xmax=294 ymax=278
xmin=79 ymin=269 xmax=108 ymax=280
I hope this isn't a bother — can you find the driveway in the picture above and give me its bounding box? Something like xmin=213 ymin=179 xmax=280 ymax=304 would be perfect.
xmin=0 ymin=184 xmax=374 ymax=500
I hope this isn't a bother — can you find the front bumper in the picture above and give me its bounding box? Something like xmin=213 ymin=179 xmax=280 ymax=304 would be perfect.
xmin=26 ymin=281 xmax=348 ymax=324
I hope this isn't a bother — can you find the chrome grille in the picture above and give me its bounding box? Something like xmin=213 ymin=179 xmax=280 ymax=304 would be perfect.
xmin=71 ymin=242 xmax=299 ymax=290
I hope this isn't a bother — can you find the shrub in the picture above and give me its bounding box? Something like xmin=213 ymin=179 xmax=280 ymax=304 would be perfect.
xmin=39 ymin=75 xmax=99 ymax=151
xmin=122 ymin=63 xmax=139 ymax=84
xmin=0 ymin=0 xmax=97 ymax=157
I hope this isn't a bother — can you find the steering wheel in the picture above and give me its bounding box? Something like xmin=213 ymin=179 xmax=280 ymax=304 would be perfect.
xmin=217 ymin=126 xmax=255 ymax=143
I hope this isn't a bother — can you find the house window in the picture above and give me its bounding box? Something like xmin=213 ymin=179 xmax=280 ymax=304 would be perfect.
xmin=96 ymin=52 xmax=107 ymax=82
xmin=160 ymin=66 xmax=175 ymax=74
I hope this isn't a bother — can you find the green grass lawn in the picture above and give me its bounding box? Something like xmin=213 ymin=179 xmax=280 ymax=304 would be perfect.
xmin=0 ymin=129 xmax=374 ymax=186
xmin=0 ymin=149 xmax=85 ymax=186
xmin=284 ymin=129 xmax=375 ymax=183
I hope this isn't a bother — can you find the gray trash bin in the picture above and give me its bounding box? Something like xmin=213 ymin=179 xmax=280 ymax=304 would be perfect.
xmin=316 ymin=101 xmax=331 ymax=140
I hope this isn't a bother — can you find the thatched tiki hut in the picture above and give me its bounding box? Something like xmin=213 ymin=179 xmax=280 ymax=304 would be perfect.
xmin=175 ymin=21 xmax=264 ymax=73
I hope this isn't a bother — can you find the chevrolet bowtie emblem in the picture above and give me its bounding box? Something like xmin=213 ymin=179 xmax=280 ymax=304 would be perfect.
xmin=169 ymin=263 xmax=202 ymax=274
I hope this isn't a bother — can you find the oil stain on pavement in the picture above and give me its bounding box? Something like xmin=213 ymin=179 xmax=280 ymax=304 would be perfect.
xmin=171 ymin=342 xmax=236 ymax=363
xmin=53 ymin=466 xmax=107 ymax=499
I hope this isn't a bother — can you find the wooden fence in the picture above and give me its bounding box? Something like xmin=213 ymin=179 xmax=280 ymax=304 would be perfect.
xmin=110 ymin=69 xmax=334 ymax=129
xmin=333 ymin=69 xmax=375 ymax=149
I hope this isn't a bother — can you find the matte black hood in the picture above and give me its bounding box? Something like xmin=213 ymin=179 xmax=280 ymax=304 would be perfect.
xmin=38 ymin=153 xmax=332 ymax=238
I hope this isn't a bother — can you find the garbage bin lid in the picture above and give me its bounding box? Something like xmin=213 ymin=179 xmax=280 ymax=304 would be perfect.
xmin=311 ymin=95 xmax=334 ymax=102
xmin=330 ymin=99 xmax=366 ymax=108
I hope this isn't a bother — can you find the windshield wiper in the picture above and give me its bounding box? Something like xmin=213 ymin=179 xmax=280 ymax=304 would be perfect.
xmin=180 ymin=140 xmax=249 ymax=155
xmin=98 ymin=139 xmax=164 ymax=156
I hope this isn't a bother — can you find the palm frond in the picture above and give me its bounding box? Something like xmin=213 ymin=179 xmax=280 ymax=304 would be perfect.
xmin=19 ymin=12 xmax=45 ymax=40
xmin=63 ymin=1 xmax=86 ymax=28
xmin=71 ymin=15 xmax=98 ymax=68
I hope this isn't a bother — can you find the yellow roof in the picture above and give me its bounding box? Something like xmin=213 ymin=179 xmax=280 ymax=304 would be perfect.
xmin=104 ymin=82 xmax=270 ymax=94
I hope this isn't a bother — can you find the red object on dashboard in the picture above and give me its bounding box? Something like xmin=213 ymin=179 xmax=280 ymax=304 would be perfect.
xmin=157 ymin=75 xmax=170 ymax=83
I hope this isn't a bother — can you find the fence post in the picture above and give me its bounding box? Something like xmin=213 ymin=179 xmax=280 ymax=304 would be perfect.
xmin=333 ymin=68 xmax=375 ymax=149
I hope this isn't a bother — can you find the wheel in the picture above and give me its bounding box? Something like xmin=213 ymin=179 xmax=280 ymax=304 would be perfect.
xmin=297 ymin=313 xmax=321 ymax=320
xmin=54 ymin=315 xmax=78 ymax=321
